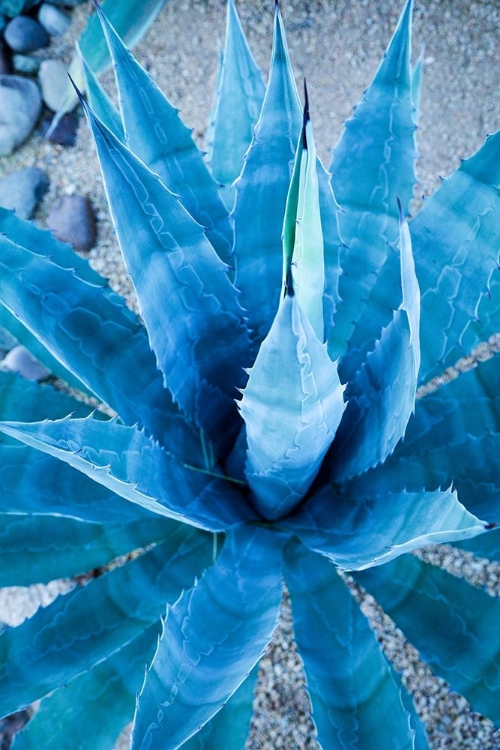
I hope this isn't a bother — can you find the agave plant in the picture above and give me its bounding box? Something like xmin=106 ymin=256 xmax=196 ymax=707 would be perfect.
xmin=0 ymin=0 xmax=499 ymax=748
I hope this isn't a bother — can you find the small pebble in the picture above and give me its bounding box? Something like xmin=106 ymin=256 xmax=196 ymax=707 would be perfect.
xmin=0 ymin=167 xmax=49 ymax=219
xmin=0 ymin=39 xmax=11 ymax=75
xmin=46 ymin=194 xmax=97 ymax=251
xmin=40 ymin=110 xmax=78 ymax=146
xmin=0 ymin=0 xmax=24 ymax=17
xmin=39 ymin=58 xmax=67 ymax=111
xmin=4 ymin=16 xmax=50 ymax=54
xmin=12 ymin=53 xmax=41 ymax=74
xmin=2 ymin=345 xmax=50 ymax=382
xmin=38 ymin=3 xmax=70 ymax=37
xmin=0 ymin=74 xmax=42 ymax=155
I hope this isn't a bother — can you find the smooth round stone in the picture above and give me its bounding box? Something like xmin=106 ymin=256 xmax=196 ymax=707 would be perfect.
xmin=0 ymin=75 xmax=42 ymax=155
xmin=2 ymin=345 xmax=50 ymax=382
xmin=38 ymin=3 xmax=70 ymax=36
xmin=46 ymin=195 xmax=97 ymax=251
xmin=39 ymin=58 xmax=67 ymax=111
xmin=12 ymin=53 xmax=41 ymax=74
xmin=4 ymin=16 xmax=50 ymax=53
xmin=0 ymin=167 xmax=49 ymax=219
xmin=0 ymin=0 xmax=24 ymax=17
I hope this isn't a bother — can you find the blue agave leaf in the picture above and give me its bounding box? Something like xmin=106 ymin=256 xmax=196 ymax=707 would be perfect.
xmin=0 ymin=513 xmax=175 ymax=586
xmin=13 ymin=624 xmax=160 ymax=750
xmin=96 ymin=6 xmax=233 ymax=265
xmin=284 ymin=540 xmax=427 ymax=749
xmin=79 ymin=94 xmax=251 ymax=451
xmin=0 ymin=234 xmax=200 ymax=458
xmin=79 ymin=46 xmax=124 ymax=140
xmin=454 ymin=528 xmax=500 ymax=563
xmin=284 ymin=484 xmax=488 ymax=571
xmin=331 ymin=210 xmax=419 ymax=481
xmin=132 ymin=526 xmax=285 ymax=750
xmin=0 ymin=415 xmax=255 ymax=531
xmin=412 ymin=129 xmax=500 ymax=383
xmin=353 ymin=353 xmax=500 ymax=522
xmin=411 ymin=45 xmax=424 ymax=125
xmin=355 ymin=555 xmax=500 ymax=724
xmin=179 ymin=665 xmax=260 ymax=750
xmin=0 ymin=444 xmax=154 ymax=524
xmin=56 ymin=0 xmax=167 ymax=118
xmin=240 ymin=293 xmax=345 ymax=520
xmin=0 ymin=526 xmax=212 ymax=718
xmin=207 ymin=0 xmax=266 ymax=206
xmin=461 ymin=270 xmax=500 ymax=353
xmin=0 ymin=371 xmax=90 ymax=425
xmin=232 ymin=3 xmax=302 ymax=347
xmin=328 ymin=0 xmax=417 ymax=368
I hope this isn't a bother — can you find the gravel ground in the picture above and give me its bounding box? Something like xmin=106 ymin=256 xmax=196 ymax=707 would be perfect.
xmin=1 ymin=0 xmax=499 ymax=748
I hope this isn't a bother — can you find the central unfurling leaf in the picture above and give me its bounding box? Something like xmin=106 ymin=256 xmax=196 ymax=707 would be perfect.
xmin=239 ymin=293 xmax=345 ymax=520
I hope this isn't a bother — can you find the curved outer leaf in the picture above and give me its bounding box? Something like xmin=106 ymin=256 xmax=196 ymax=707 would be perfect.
xmin=232 ymin=4 xmax=302 ymax=347
xmin=284 ymin=484 xmax=488 ymax=571
xmin=461 ymin=269 xmax=500 ymax=353
xmin=97 ymin=7 xmax=233 ymax=265
xmin=328 ymin=0 xmax=418 ymax=372
xmin=240 ymin=294 xmax=345 ymax=520
xmin=56 ymin=0 xmax=167 ymax=118
xmin=0 ymin=513 xmax=174 ymax=587
xmin=331 ymin=211 xmax=420 ymax=481
xmin=12 ymin=625 xmax=160 ymax=750
xmin=351 ymin=353 xmax=500 ymax=522
xmin=0 ymin=371 xmax=90 ymax=425
xmin=0 ymin=416 xmax=256 ymax=532
xmin=80 ymin=94 xmax=251 ymax=451
xmin=0 ymin=526 xmax=212 ymax=718
xmin=411 ymin=45 xmax=424 ymax=126
xmin=284 ymin=540 xmax=427 ymax=750
xmin=355 ymin=555 xmax=500 ymax=724
xmin=455 ymin=528 xmax=500 ymax=563
xmin=132 ymin=526 xmax=285 ymax=750
xmin=0 ymin=445 xmax=152 ymax=524
xmin=181 ymin=665 xmax=260 ymax=750
xmin=207 ymin=0 xmax=266 ymax=200
xmin=283 ymin=109 xmax=325 ymax=342
xmin=79 ymin=47 xmax=124 ymax=140
xmin=411 ymin=129 xmax=500 ymax=383
xmin=0 ymin=234 xmax=200 ymax=459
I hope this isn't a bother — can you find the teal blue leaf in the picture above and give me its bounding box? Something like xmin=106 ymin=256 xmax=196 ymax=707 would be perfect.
xmin=412 ymin=129 xmax=500 ymax=383
xmin=355 ymin=555 xmax=500 ymax=724
xmin=181 ymin=665 xmax=260 ymax=750
xmin=352 ymin=353 xmax=500 ymax=522
xmin=461 ymin=269 xmax=500 ymax=353
xmin=79 ymin=94 xmax=251 ymax=450
xmin=0 ymin=445 xmax=153 ymax=524
xmin=332 ymin=211 xmax=420 ymax=481
xmin=12 ymin=625 xmax=160 ymax=750
xmin=328 ymin=0 xmax=417 ymax=370
xmin=454 ymin=528 xmax=500 ymax=563
xmin=207 ymin=0 xmax=266 ymax=203
xmin=0 ymin=234 xmax=199 ymax=458
xmin=0 ymin=415 xmax=255 ymax=531
xmin=240 ymin=293 xmax=345 ymax=520
xmin=79 ymin=46 xmax=124 ymax=140
xmin=284 ymin=540 xmax=427 ymax=749
xmin=96 ymin=6 xmax=233 ymax=265
xmin=55 ymin=0 xmax=167 ymax=118
xmin=283 ymin=106 xmax=325 ymax=342
xmin=0 ymin=371 xmax=90 ymax=425
xmin=411 ymin=45 xmax=424 ymax=125
xmin=0 ymin=513 xmax=175 ymax=587
xmin=284 ymin=484 xmax=488 ymax=571
xmin=0 ymin=526 xmax=212 ymax=718
xmin=132 ymin=526 xmax=285 ymax=750
xmin=232 ymin=4 xmax=302 ymax=346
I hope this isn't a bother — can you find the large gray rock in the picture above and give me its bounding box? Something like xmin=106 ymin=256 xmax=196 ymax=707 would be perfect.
xmin=39 ymin=58 xmax=67 ymax=111
xmin=0 ymin=75 xmax=42 ymax=155
xmin=0 ymin=167 xmax=49 ymax=219
xmin=38 ymin=3 xmax=70 ymax=36
xmin=4 ymin=16 xmax=50 ymax=53
xmin=46 ymin=194 xmax=97 ymax=251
